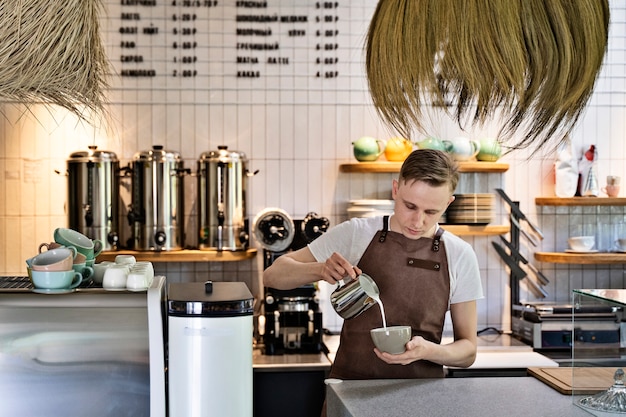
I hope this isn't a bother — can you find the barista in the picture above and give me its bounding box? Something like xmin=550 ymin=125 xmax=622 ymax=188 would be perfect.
xmin=263 ymin=149 xmax=483 ymax=379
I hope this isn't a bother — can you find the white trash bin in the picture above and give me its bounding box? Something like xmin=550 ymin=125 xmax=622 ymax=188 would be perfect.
xmin=168 ymin=281 xmax=253 ymax=417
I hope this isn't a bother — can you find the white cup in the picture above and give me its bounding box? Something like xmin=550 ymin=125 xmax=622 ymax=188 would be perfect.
xmin=132 ymin=262 xmax=154 ymax=280
xmin=616 ymin=238 xmax=626 ymax=252
xmin=103 ymin=265 xmax=130 ymax=290
xmin=93 ymin=261 xmax=115 ymax=285
xmin=568 ymin=236 xmax=595 ymax=252
xmin=126 ymin=271 xmax=149 ymax=291
xmin=115 ymin=255 xmax=137 ymax=265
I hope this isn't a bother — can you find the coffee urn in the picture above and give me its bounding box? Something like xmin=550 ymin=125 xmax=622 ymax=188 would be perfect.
xmin=197 ymin=146 xmax=255 ymax=251
xmin=168 ymin=281 xmax=254 ymax=417
xmin=128 ymin=145 xmax=186 ymax=251
xmin=65 ymin=146 xmax=120 ymax=250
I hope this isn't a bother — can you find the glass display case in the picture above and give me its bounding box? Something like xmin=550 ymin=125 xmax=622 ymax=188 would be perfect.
xmin=572 ymin=289 xmax=626 ymax=415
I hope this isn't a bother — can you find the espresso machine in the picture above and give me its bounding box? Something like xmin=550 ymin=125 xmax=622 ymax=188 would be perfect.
xmin=253 ymin=209 xmax=329 ymax=355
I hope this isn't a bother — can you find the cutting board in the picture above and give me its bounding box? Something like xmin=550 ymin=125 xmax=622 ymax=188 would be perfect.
xmin=528 ymin=367 xmax=617 ymax=395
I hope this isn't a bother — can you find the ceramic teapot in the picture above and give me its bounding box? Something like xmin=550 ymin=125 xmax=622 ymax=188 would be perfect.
xmin=415 ymin=137 xmax=447 ymax=151
xmin=476 ymin=137 xmax=502 ymax=162
xmin=352 ymin=136 xmax=385 ymax=162
xmin=443 ymin=137 xmax=480 ymax=161
xmin=384 ymin=137 xmax=413 ymax=161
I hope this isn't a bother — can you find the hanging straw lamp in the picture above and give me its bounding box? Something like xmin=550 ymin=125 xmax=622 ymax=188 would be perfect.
xmin=366 ymin=0 xmax=610 ymax=153
xmin=0 ymin=0 xmax=109 ymax=121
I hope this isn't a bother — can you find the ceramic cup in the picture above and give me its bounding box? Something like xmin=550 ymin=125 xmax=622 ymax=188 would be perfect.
xmin=30 ymin=247 xmax=77 ymax=272
xmin=615 ymin=238 xmax=626 ymax=252
xmin=73 ymin=252 xmax=87 ymax=265
xmin=607 ymin=175 xmax=621 ymax=186
xmin=126 ymin=271 xmax=149 ymax=291
xmin=115 ymin=254 xmax=137 ymax=265
xmin=370 ymin=325 xmax=412 ymax=354
xmin=72 ymin=263 xmax=94 ymax=280
xmin=53 ymin=228 xmax=103 ymax=260
xmin=93 ymin=261 xmax=116 ymax=285
xmin=133 ymin=262 xmax=154 ymax=281
xmin=103 ymin=265 xmax=130 ymax=290
xmin=38 ymin=242 xmax=65 ymax=253
xmin=568 ymin=236 xmax=595 ymax=252
xmin=31 ymin=270 xmax=83 ymax=290
xmin=602 ymin=184 xmax=620 ymax=198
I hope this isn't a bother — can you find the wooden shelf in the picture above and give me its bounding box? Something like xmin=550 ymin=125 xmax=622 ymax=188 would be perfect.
xmin=440 ymin=225 xmax=509 ymax=236
xmin=340 ymin=161 xmax=509 ymax=173
xmin=98 ymin=249 xmax=257 ymax=263
xmin=535 ymin=197 xmax=626 ymax=206
xmin=534 ymin=252 xmax=626 ymax=265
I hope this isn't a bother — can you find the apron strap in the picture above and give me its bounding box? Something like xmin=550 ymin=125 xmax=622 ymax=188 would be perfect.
xmin=379 ymin=215 xmax=390 ymax=243
xmin=432 ymin=227 xmax=445 ymax=252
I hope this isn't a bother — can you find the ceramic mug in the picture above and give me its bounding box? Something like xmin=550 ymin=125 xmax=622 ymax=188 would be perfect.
xmin=31 ymin=270 xmax=83 ymax=290
xmin=29 ymin=247 xmax=77 ymax=272
xmin=53 ymin=228 xmax=103 ymax=260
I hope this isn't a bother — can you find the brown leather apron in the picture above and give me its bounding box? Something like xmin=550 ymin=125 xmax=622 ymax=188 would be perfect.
xmin=329 ymin=216 xmax=450 ymax=379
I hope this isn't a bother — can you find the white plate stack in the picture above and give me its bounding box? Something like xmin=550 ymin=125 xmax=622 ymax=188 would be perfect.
xmin=445 ymin=193 xmax=494 ymax=225
xmin=347 ymin=199 xmax=395 ymax=218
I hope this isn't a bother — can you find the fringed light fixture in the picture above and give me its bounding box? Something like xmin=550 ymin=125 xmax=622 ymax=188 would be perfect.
xmin=366 ymin=0 xmax=610 ymax=153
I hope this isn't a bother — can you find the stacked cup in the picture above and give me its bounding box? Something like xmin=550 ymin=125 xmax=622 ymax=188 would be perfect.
xmin=37 ymin=228 xmax=102 ymax=286
xmin=101 ymin=255 xmax=154 ymax=291
xmin=26 ymin=247 xmax=83 ymax=292
xmin=53 ymin=228 xmax=103 ymax=269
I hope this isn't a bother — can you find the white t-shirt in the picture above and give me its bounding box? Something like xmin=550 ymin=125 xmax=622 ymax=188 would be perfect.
xmin=308 ymin=216 xmax=484 ymax=307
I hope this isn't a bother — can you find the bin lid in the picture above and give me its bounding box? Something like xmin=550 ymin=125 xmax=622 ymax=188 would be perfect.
xmin=167 ymin=281 xmax=254 ymax=317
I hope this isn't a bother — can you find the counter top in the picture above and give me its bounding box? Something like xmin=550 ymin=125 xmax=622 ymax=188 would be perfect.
xmin=253 ymin=348 xmax=331 ymax=372
xmin=326 ymin=377 xmax=590 ymax=417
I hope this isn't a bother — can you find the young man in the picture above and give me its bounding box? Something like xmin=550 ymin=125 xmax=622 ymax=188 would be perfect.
xmin=263 ymin=149 xmax=483 ymax=379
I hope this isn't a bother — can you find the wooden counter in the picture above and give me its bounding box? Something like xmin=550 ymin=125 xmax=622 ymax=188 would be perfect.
xmin=98 ymin=249 xmax=257 ymax=263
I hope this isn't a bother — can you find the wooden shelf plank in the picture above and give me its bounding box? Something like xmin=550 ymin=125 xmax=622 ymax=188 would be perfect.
xmin=534 ymin=252 xmax=626 ymax=264
xmin=440 ymin=225 xmax=509 ymax=236
xmin=98 ymin=249 xmax=257 ymax=263
xmin=340 ymin=161 xmax=509 ymax=173
xmin=535 ymin=197 xmax=626 ymax=206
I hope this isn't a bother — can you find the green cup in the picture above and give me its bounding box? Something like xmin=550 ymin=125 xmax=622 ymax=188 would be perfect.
xmin=31 ymin=270 xmax=83 ymax=290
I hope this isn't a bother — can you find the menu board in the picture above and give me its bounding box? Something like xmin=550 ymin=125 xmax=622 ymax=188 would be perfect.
xmin=103 ymin=1 xmax=376 ymax=104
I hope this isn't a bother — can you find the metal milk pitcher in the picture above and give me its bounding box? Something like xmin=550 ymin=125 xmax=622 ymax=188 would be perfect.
xmin=330 ymin=273 xmax=377 ymax=320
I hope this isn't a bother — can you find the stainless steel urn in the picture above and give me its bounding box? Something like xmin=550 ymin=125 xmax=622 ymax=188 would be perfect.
xmin=198 ymin=146 xmax=253 ymax=251
xmin=129 ymin=145 xmax=186 ymax=251
xmin=66 ymin=146 xmax=120 ymax=250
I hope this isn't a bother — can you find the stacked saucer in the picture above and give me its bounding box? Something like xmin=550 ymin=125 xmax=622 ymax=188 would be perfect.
xmin=347 ymin=199 xmax=395 ymax=218
xmin=445 ymin=193 xmax=494 ymax=225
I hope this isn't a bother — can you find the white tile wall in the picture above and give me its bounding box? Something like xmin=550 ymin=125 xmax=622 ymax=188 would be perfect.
xmin=1 ymin=2 xmax=625 ymax=334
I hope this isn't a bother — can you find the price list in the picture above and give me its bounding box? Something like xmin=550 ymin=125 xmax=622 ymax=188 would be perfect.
xmin=104 ymin=1 xmax=373 ymax=103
